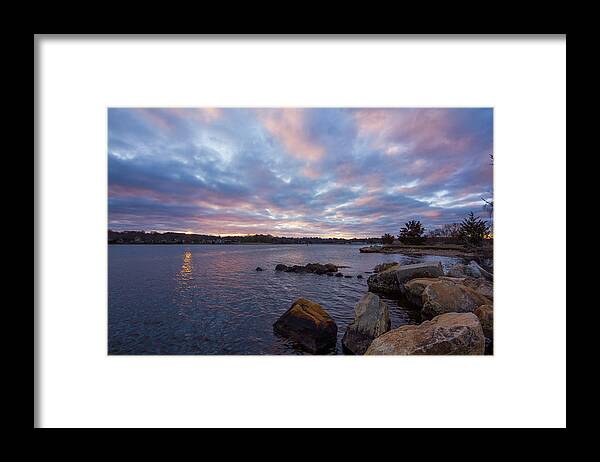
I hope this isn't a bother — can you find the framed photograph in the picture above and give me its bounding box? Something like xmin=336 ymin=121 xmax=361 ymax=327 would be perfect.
xmin=107 ymin=107 xmax=494 ymax=356
xmin=35 ymin=35 xmax=566 ymax=428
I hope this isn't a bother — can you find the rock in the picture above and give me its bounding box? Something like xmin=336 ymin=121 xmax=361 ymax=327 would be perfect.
xmin=367 ymin=262 xmax=444 ymax=294
xmin=305 ymin=263 xmax=336 ymax=275
xmin=446 ymin=263 xmax=477 ymax=278
xmin=344 ymin=275 xmax=352 ymax=278
xmin=463 ymin=277 xmax=493 ymax=300
xmin=447 ymin=261 xmax=493 ymax=280
xmin=421 ymin=280 xmax=491 ymax=320
xmin=402 ymin=278 xmax=441 ymax=306
xmin=342 ymin=292 xmax=391 ymax=355
xmin=273 ymin=298 xmax=337 ymax=353
xmin=360 ymin=245 xmax=383 ymax=253
xmin=469 ymin=260 xmax=493 ymax=281
xmin=373 ymin=262 xmax=399 ymax=273
xmin=474 ymin=304 xmax=493 ymax=354
xmin=365 ymin=312 xmax=485 ymax=355
xmin=326 ymin=273 xmax=334 ymax=277
xmin=473 ymin=304 xmax=493 ymax=340
xmin=275 ymin=262 xmax=338 ymax=275
xmin=335 ymin=272 xmax=343 ymax=277
xmin=356 ymin=274 xmax=363 ymax=279
xmin=255 ymin=267 xmax=264 ymax=271
xmin=403 ymin=276 xmax=492 ymax=307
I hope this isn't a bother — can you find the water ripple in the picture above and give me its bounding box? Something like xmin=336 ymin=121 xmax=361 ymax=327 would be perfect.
xmin=108 ymin=244 xmax=464 ymax=355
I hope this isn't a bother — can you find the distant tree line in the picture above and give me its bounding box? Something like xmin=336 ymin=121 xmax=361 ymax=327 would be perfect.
xmin=108 ymin=230 xmax=383 ymax=245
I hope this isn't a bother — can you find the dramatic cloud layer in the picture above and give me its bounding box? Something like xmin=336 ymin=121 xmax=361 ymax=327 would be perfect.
xmin=108 ymin=108 xmax=493 ymax=238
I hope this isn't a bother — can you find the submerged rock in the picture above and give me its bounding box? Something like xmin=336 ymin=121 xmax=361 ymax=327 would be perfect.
xmin=421 ymin=280 xmax=491 ymax=320
xmin=275 ymin=262 xmax=338 ymax=275
xmin=365 ymin=312 xmax=485 ymax=355
xmin=344 ymin=275 xmax=352 ymax=278
xmin=342 ymin=292 xmax=390 ymax=355
xmin=273 ymin=298 xmax=337 ymax=353
xmin=367 ymin=262 xmax=444 ymax=294
xmin=255 ymin=267 xmax=264 ymax=271
xmin=335 ymin=272 xmax=343 ymax=277
xmin=356 ymin=274 xmax=363 ymax=279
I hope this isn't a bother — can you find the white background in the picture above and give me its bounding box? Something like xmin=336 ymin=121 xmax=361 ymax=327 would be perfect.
xmin=36 ymin=36 xmax=566 ymax=428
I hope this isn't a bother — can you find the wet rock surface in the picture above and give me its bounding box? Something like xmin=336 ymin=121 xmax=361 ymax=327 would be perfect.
xmin=273 ymin=298 xmax=338 ymax=353
xmin=275 ymin=262 xmax=339 ymax=275
xmin=342 ymin=292 xmax=390 ymax=355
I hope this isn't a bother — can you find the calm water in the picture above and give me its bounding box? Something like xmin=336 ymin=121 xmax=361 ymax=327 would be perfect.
xmin=108 ymin=244 xmax=464 ymax=355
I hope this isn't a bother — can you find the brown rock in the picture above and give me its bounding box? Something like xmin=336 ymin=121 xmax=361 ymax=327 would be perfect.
xmin=273 ymin=298 xmax=337 ymax=353
xmin=365 ymin=312 xmax=485 ymax=355
xmin=367 ymin=262 xmax=444 ymax=294
xmin=421 ymin=280 xmax=491 ymax=320
xmin=402 ymin=278 xmax=440 ymax=306
xmin=474 ymin=304 xmax=494 ymax=354
xmin=373 ymin=262 xmax=399 ymax=273
xmin=342 ymin=292 xmax=390 ymax=355
xmin=402 ymin=276 xmax=492 ymax=306
xmin=463 ymin=277 xmax=494 ymax=300
xmin=474 ymin=304 xmax=493 ymax=340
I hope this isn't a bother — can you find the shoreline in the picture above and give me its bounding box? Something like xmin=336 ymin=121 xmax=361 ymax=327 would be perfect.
xmin=359 ymin=244 xmax=493 ymax=259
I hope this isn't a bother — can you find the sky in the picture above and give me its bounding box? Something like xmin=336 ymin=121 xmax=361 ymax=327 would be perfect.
xmin=108 ymin=108 xmax=493 ymax=238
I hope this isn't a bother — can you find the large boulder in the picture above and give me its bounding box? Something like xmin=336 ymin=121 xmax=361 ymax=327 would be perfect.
xmin=447 ymin=261 xmax=494 ymax=281
xmin=367 ymin=262 xmax=444 ymax=294
xmin=469 ymin=260 xmax=493 ymax=281
xmin=342 ymin=292 xmax=390 ymax=355
xmin=402 ymin=276 xmax=486 ymax=306
xmin=402 ymin=278 xmax=440 ymax=306
xmin=421 ymin=280 xmax=491 ymax=320
xmin=463 ymin=277 xmax=493 ymax=300
xmin=474 ymin=304 xmax=493 ymax=354
xmin=365 ymin=312 xmax=485 ymax=355
xmin=446 ymin=263 xmax=479 ymax=278
xmin=273 ymin=298 xmax=338 ymax=353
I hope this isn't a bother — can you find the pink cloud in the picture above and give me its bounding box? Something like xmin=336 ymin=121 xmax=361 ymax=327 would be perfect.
xmin=353 ymin=108 xmax=474 ymax=156
xmin=259 ymin=109 xmax=325 ymax=161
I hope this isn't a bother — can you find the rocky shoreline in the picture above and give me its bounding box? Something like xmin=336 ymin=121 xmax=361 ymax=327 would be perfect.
xmin=270 ymin=259 xmax=493 ymax=355
xmin=359 ymin=244 xmax=493 ymax=259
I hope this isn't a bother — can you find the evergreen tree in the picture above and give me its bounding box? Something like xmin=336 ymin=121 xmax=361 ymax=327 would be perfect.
xmin=459 ymin=212 xmax=490 ymax=246
xmin=398 ymin=220 xmax=426 ymax=245
xmin=381 ymin=233 xmax=395 ymax=244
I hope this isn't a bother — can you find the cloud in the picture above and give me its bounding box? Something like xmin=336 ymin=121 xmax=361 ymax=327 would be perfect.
xmin=108 ymin=108 xmax=493 ymax=236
